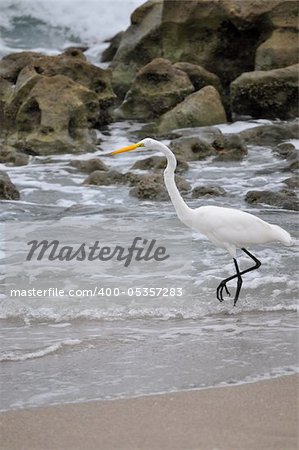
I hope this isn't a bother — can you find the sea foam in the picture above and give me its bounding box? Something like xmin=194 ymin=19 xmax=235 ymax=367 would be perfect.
xmin=0 ymin=0 xmax=144 ymax=58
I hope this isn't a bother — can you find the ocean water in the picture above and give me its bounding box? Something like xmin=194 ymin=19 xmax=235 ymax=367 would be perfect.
xmin=0 ymin=0 xmax=144 ymax=61
xmin=0 ymin=1 xmax=298 ymax=411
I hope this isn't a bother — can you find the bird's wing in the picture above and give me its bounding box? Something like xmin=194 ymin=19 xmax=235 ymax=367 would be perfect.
xmin=193 ymin=206 xmax=275 ymax=247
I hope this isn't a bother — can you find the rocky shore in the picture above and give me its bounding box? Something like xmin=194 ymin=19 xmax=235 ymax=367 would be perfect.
xmin=0 ymin=0 xmax=298 ymax=209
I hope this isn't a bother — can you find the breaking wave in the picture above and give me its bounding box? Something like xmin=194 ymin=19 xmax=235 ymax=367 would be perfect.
xmin=0 ymin=338 xmax=81 ymax=362
xmin=0 ymin=0 xmax=143 ymax=58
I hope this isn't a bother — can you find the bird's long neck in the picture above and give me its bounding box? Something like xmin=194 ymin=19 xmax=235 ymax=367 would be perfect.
xmin=159 ymin=143 xmax=193 ymax=224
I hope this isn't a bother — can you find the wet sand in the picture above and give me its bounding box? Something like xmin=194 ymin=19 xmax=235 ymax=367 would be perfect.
xmin=1 ymin=375 xmax=297 ymax=450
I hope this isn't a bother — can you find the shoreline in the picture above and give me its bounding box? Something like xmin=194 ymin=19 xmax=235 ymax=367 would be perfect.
xmin=1 ymin=375 xmax=297 ymax=450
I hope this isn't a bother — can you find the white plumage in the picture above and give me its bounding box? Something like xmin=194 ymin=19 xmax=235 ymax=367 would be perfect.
xmin=188 ymin=205 xmax=292 ymax=258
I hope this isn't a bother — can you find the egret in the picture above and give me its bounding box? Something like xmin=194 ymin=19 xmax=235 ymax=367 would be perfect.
xmin=111 ymin=138 xmax=292 ymax=306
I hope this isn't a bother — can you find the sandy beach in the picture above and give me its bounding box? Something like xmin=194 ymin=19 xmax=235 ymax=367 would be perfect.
xmin=1 ymin=375 xmax=297 ymax=450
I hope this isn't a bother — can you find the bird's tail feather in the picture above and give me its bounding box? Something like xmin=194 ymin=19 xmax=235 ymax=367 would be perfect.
xmin=270 ymin=224 xmax=293 ymax=246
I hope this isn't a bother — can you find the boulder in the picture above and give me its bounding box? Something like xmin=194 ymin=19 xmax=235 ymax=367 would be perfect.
xmin=221 ymin=0 xmax=299 ymax=33
xmin=245 ymin=189 xmax=299 ymax=210
xmin=265 ymin=0 xmax=299 ymax=28
xmin=0 ymin=77 xmax=13 ymax=131
xmin=84 ymin=170 xmax=125 ymax=186
xmin=240 ymin=121 xmax=299 ymax=146
xmin=131 ymin=155 xmax=189 ymax=173
xmin=4 ymin=66 xmax=42 ymax=129
xmin=111 ymin=0 xmax=298 ymax=114
xmin=170 ymin=127 xmax=247 ymax=161
xmin=192 ymin=185 xmax=227 ymax=198
xmin=286 ymin=153 xmax=299 ymax=171
xmin=283 ymin=176 xmax=299 ymax=189
xmin=161 ymin=0 xmax=297 ymax=77
xmin=255 ymin=29 xmax=299 ymax=70
xmin=129 ymin=173 xmax=191 ymax=201
xmin=0 ymin=51 xmax=44 ymax=82
xmin=101 ymin=32 xmax=124 ymax=63
xmin=157 ymin=0 xmax=263 ymax=92
xmin=0 ymin=144 xmax=29 ymax=166
xmin=84 ymin=168 xmax=149 ymax=187
xmin=0 ymin=171 xmax=20 ymax=200
xmin=283 ymin=154 xmax=299 ymax=172
xmin=111 ymin=0 xmax=163 ymax=98
xmin=0 ymin=51 xmax=115 ymax=122
xmin=173 ymin=62 xmax=222 ymax=93
xmin=157 ymin=86 xmax=227 ymax=133
xmin=111 ymin=0 xmax=296 ymax=106
xmin=274 ymin=142 xmax=296 ymax=159
xmin=6 ymin=74 xmax=99 ymax=154
xmin=170 ymin=136 xmax=216 ymax=161
xmin=212 ymin=133 xmax=248 ymax=161
xmin=115 ymin=58 xmax=194 ymax=120
xmin=71 ymin=158 xmax=109 ymax=173
xmin=0 ymin=50 xmax=116 ymax=153
xmin=230 ymin=64 xmax=299 ymax=120
xmin=62 ymin=47 xmax=88 ymax=59
xmin=31 ymin=53 xmax=116 ymax=116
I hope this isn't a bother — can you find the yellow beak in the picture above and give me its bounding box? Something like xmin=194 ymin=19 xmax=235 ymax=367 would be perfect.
xmin=110 ymin=143 xmax=142 ymax=155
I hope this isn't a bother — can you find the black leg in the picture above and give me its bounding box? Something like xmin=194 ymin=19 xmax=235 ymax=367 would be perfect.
xmin=241 ymin=248 xmax=261 ymax=270
xmin=233 ymin=258 xmax=243 ymax=306
xmin=216 ymin=248 xmax=261 ymax=305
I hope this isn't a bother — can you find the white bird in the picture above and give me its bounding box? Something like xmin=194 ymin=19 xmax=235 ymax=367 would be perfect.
xmin=111 ymin=138 xmax=292 ymax=306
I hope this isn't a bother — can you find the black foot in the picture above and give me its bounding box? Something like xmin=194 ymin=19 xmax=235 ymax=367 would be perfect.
xmin=216 ymin=280 xmax=231 ymax=302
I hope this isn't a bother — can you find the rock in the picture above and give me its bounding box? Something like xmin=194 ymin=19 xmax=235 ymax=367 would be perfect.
xmin=123 ymin=172 xmax=145 ymax=186
xmin=230 ymin=64 xmax=299 ymax=120
xmin=62 ymin=47 xmax=88 ymax=59
xmin=6 ymin=74 xmax=99 ymax=154
xmin=161 ymin=0 xmax=297 ymax=79
xmin=266 ymin=0 xmax=299 ymax=29
xmin=131 ymin=155 xmax=189 ymax=173
xmin=84 ymin=169 xmax=125 ymax=186
xmin=0 ymin=51 xmax=115 ymax=107
xmin=173 ymin=62 xmax=222 ymax=93
xmin=111 ymin=0 xmax=298 ymax=104
xmin=192 ymin=185 xmax=227 ymax=198
xmin=0 ymin=144 xmax=29 ymax=166
xmin=0 ymin=171 xmax=20 ymax=200
xmin=111 ymin=0 xmax=163 ymax=98
xmin=129 ymin=173 xmax=191 ymax=201
xmin=83 ymin=163 xmax=192 ymax=202
xmin=115 ymin=58 xmax=194 ymax=120
xmin=173 ymin=125 xmax=224 ymax=141
xmin=101 ymin=32 xmax=124 ymax=63
xmin=84 ymin=168 xmax=146 ymax=187
xmin=4 ymin=66 xmax=42 ymax=130
xmin=0 ymin=50 xmax=117 ymax=154
xmin=245 ymin=189 xmax=299 ymax=210
xmin=213 ymin=133 xmax=248 ymax=161
xmin=0 ymin=51 xmax=44 ymax=82
xmin=31 ymin=53 xmax=115 ymax=115
xmin=221 ymin=0 xmax=299 ymax=39
xmin=240 ymin=121 xmax=299 ymax=146
xmin=0 ymin=77 xmax=13 ymax=131
xmin=71 ymin=158 xmax=109 ymax=173
xmin=285 ymin=153 xmax=299 ymax=171
xmin=170 ymin=136 xmax=216 ymax=161
xmin=255 ymin=29 xmax=299 ymax=71
xmin=132 ymin=155 xmax=163 ymax=170
xmin=157 ymin=86 xmax=227 ymax=133
xmin=283 ymin=176 xmax=299 ymax=189
xmin=170 ymin=127 xmax=247 ymax=161
xmin=274 ymin=142 xmax=296 ymax=159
